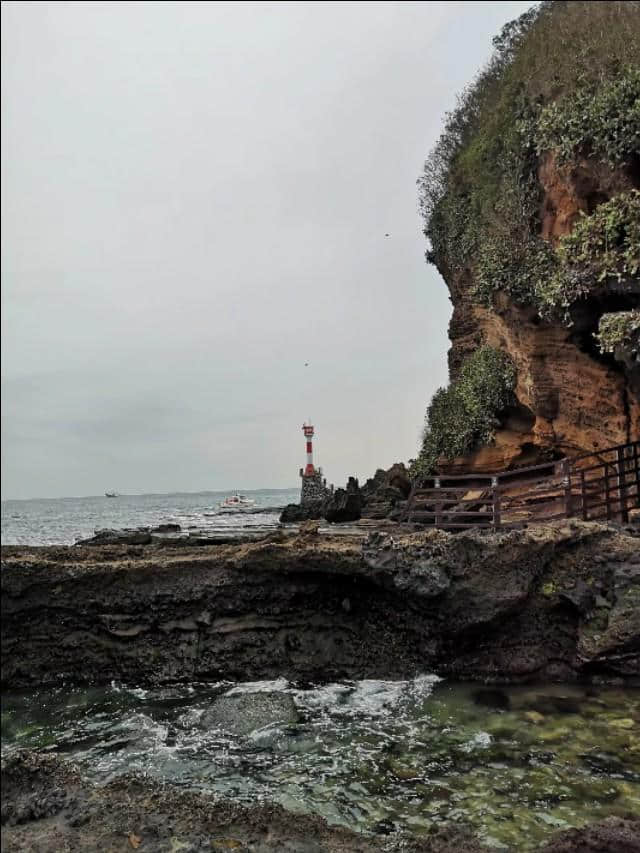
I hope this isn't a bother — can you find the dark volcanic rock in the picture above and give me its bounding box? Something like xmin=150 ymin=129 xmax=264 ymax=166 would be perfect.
xmin=2 ymin=521 xmax=639 ymax=688
xmin=151 ymin=522 xmax=181 ymax=533
xmin=75 ymin=527 xmax=152 ymax=545
xmin=540 ymin=816 xmax=640 ymax=852
xmin=324 ymin=482 xmax=363 ymax=523
xmin=360 ymin=463 xmax=411 ymax=519
xmin=280 ymin=501 xmax=325 ymax=523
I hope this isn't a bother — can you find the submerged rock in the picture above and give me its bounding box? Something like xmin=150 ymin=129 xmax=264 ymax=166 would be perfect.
xmin=201 ymin=692 xmax=300 ymax=736
xmin=472 ymin=688 xmax=511 ymax=711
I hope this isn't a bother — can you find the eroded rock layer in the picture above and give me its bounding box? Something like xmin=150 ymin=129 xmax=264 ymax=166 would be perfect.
xmin=2 ymin=521 xmax=638 ymax=689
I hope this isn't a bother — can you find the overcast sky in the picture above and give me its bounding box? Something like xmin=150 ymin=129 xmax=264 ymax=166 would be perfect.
xmin=2 ymin=0 xmax=532 ymax=500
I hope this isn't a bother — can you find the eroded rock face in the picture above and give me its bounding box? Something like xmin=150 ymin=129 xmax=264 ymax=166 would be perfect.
xmin=2 ymin=521 xmax=638 ymax=689
xmin=441 ymin=154 xmax=640 ymax=473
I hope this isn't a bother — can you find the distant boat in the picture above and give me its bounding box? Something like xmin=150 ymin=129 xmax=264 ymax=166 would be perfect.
xmin=219 ymin=494 xmax=255 ymax=510
xmin=105 ymin=491 xmax=118 ymax=498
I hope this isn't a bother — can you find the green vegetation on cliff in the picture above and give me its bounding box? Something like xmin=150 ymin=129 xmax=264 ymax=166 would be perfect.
xmin=413 ymin=1 xmax=640 ymax=474
xmin=596 ymin=310 xmax=640 ymax=362
xmin=536 ymin=191 xmax=640 ymax=317
xmin=419 ymin=1 xmax=640 ymax=313
xmin=411 ymin=347 xmax=516 ymax=479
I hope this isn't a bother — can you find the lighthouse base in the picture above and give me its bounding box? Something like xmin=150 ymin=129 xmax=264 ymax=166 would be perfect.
xmin=300 ymin=472 xmax=330 ymax=506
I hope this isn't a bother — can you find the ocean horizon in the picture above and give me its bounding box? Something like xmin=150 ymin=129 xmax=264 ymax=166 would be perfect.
xmin=1 ymin=487 xmax=301 ymax=547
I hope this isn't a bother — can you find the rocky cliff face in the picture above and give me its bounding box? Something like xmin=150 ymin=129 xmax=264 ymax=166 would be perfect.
xmin=416 ymin=2 xmax=640 ymax=476
xmin=445 ymin=157 xmax=640 ymax=472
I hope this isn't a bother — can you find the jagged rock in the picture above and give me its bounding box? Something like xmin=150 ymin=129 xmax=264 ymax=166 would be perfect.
xmin=323 ymin=486 xmax=362 ymax=523
xmin=362 ymin=530 xmax=450 ymax=597
xmin=558 ymin=580 xmax=595 ymax=616
xmin=279 ymin=502 xmax=325 ymax=523
xmin=360 ymin=463 xmax=411 ymax=519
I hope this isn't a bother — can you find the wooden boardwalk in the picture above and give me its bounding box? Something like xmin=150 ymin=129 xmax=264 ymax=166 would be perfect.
xmin=403 ymin=439 xmax=640 ymax=530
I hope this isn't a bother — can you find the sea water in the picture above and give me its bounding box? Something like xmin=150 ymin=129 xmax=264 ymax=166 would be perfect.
xmin=1 ymin=488 xmax=300 ymax=546
xmin=2 ymin=678 xmax=639 ymax=850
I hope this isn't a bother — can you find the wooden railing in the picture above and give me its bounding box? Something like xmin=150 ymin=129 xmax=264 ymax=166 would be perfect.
xmin=403 ymin=439 xmax=639 ymax=530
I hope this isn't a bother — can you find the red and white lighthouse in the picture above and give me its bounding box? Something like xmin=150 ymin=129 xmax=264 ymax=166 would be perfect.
xmin=302 ymin=423 xmax=315 ymax=476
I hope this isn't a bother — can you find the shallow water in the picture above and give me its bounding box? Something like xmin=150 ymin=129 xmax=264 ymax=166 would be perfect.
xmin=2 ymin=678 xmax=639 ymax=849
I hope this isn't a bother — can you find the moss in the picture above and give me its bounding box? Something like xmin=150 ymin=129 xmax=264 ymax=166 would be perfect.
xmin=411 ymin=347 xmax=516 ymax=480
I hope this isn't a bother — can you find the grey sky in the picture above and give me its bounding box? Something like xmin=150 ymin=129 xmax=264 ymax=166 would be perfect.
xmin=2 ymin=0 xmax=532 ymax=500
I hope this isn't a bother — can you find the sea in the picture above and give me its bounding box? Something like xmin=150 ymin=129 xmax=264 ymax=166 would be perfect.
xmin=0 ymin=488 xmax=301 ymax=547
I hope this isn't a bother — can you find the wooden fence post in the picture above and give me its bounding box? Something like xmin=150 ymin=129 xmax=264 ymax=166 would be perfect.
xmin=434 ymin=478 xmax=441 ymax=528
xmin=604 ymin=462 xmax=612 ymax=521
xmin=580 ymin=470 xmax=587 ymax=520
xmin=561 ymin=459 xmax=573 ymax=518
xmin=617 ymin=446 xmax=629 ymax=523
xmin=492 ymin=476 xmax=501 ymax=530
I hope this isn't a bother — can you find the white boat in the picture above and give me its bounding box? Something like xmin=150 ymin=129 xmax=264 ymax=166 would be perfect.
xmin=218 ymin=494 xmax=256 ymax=510
xmin=105 ymin=491 xmax=118 ymax=498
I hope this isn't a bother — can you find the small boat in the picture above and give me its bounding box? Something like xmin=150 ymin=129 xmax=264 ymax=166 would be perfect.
xmin=105 ymin=491 xmax=118 ymax=498
xmin=219 ymin=494 xmax=256 ymax=510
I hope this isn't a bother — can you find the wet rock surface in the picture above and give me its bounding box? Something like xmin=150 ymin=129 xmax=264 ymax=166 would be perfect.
xmin=1 ymin=521 xmax=639 ymax=689
xmin=201 ymin=692 xmax=300 ymax=735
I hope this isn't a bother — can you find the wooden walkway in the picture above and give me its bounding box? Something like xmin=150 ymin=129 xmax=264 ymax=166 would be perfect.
xmin=403 ymin=439 xmax=640 ymax=530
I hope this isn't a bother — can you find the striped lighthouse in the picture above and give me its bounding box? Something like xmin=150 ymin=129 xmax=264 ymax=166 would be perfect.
xmin=302 ymin=423 xmax=315 ymax=476
xmin=298 ymin=421 xmax=331 ymax=506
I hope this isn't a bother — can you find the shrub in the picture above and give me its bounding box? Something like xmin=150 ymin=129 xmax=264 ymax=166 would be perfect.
xmin=535 ymin=67 xmax=640 ymax=167
xmin=596 ymin=310 xmax=640 ymax=358
xmin=411 ymin=347 xmax=516 ymax=479
xmin=535 ymin=191 xmax=640 ymax=318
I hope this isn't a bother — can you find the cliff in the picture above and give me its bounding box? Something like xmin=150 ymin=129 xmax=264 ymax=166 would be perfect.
xmin=414 ymin=1 xmax=640 ymax=476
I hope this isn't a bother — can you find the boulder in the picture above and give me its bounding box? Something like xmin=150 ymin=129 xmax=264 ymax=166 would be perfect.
xmin=201 ymin=692 xmax=300 ymax=736
xmin=279 ymin=502 xmax=325 ymax=523
xmin=323 ymin=484 xmax=363 ymax=523
xmin=151 ymin=523 xmax=181 ymax=534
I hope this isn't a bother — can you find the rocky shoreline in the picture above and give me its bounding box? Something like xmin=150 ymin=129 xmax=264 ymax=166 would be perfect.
xmin=2 ymin=519 xmax=639 ymax=851
xmin=2 ymin=520 xmax=639 ymax=689
xmin=2 ymin=751 xmax=640 ymax=852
